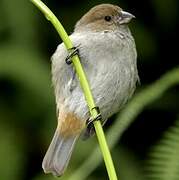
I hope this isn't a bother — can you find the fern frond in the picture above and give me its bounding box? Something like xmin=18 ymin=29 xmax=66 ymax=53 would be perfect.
xmin=145 ymin=119 xmax=179 ymax=180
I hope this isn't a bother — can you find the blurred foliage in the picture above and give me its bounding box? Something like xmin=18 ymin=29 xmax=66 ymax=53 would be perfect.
xmin=145 ymin=119 xmax=179 ymax=180
xmin=0 ymin=0 xmax=178 ymax=180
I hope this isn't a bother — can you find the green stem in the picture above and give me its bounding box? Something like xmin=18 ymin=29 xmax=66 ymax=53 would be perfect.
xmin=31 ymin=0 xmax=118 ymax=179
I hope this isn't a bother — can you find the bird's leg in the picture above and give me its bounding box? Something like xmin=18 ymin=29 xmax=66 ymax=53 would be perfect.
xmin=65 ymin=46 xmax=80 ymax=65
xmin=83 ymin=108 xmax=102 ymax=139
xmin=86 ymin=106 xmax=102 ymax=126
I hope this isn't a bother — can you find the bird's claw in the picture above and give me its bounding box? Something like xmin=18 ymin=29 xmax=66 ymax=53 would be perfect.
xmin=65 ymin=46 xmax=79 ymax=65
xmin=86 ymin=106 xmax=102 ymax=126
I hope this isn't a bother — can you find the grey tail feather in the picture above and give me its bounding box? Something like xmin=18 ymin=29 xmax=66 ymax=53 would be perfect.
xmin=42 ymin=128 xmax=79 ymax=176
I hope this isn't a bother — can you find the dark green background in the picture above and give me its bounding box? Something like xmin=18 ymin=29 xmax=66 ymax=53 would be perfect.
xmin=0 ymin=0 xmax=178 ymax=179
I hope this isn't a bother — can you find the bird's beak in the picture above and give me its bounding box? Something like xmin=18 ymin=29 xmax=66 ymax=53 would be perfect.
xmin=119 ymin=10 xmax=135 ymax=24
xmin=121 ymin=10 xmax=135 ymax=19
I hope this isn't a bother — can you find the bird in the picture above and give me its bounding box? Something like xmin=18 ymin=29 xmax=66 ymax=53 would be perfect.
xmin=42 ymin=3 xmax=139 ymax=177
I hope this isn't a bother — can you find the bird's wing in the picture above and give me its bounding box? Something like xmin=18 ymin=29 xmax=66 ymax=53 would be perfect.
xmin=51 ymin=43 xmax=78 ymax=96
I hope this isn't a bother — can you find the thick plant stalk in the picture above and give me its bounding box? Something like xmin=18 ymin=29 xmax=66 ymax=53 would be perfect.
xmin=30 ymin=0 xmax=118 ymax=179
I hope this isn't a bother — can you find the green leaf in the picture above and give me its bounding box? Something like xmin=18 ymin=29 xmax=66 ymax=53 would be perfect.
xmin=145 ymin=119 xmax=179 ymax=180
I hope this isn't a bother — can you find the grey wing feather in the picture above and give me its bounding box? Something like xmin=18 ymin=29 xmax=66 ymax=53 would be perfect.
xmin=51 ymin=42 xmax=78 ymax=105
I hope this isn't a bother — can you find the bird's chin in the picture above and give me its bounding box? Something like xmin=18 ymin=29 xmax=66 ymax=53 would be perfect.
xmin=119 ymin=18 xmax=132 ymax=25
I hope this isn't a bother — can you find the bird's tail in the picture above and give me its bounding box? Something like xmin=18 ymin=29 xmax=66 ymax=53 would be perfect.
xmin=42 ymin=128 xmax=79 ymax=176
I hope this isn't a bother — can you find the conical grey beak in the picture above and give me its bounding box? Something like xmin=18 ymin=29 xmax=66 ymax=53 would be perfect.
xmin=121 ymin=10 xmax=135 ymax=19
xmin=119 ymin=10 xmax=135 ymax=24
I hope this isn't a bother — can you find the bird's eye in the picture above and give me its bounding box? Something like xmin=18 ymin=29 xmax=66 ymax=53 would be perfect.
xmin=104 ymin=16 xmax=112 ymax=22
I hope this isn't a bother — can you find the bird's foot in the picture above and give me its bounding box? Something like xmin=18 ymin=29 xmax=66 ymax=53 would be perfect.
xmin=86 ymin=107 xmax=102 ymax=126
xmin=65 ymin=46 xmax=79 ymax=65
